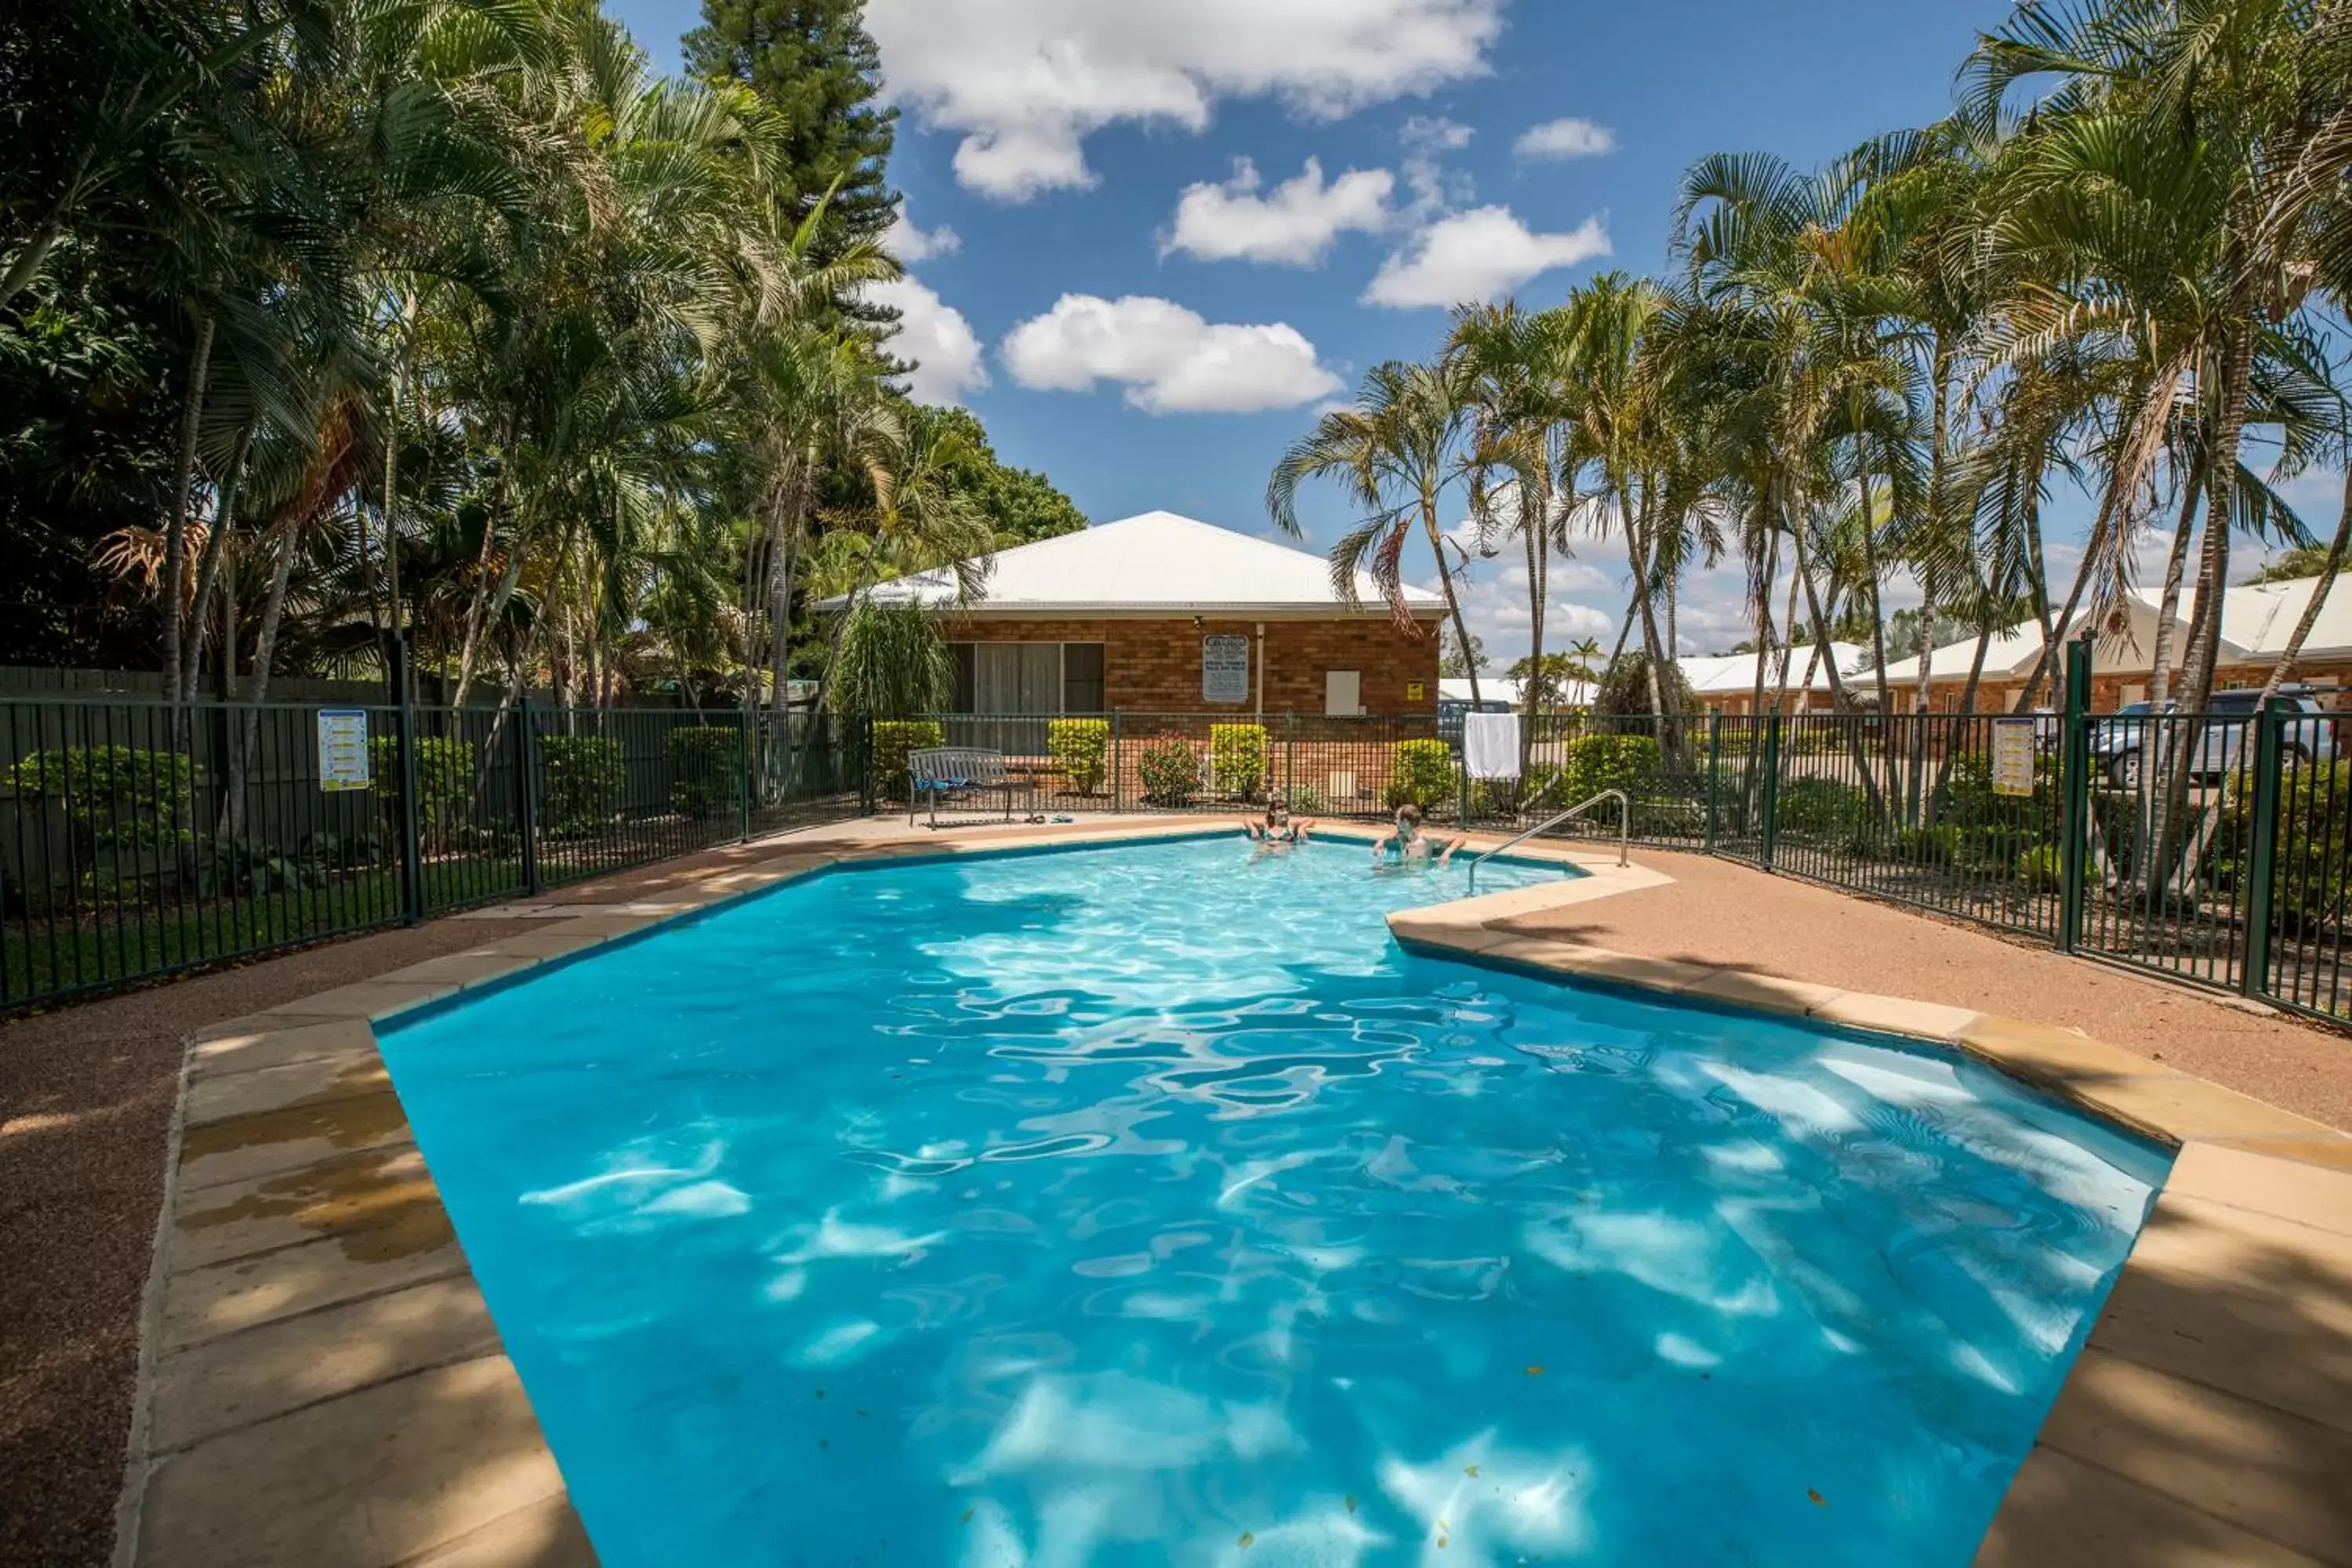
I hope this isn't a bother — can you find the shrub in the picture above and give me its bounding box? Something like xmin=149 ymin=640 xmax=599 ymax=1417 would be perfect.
xmin=1210 ymin=723 xmax=1267 ymax=798
xmin=1594 ymin=652 xmax=1697 ymax=719
xmin=8 ymin=745 xmax=194 ymax=853
xmin=1284 ymin=783 xmax=1327 ymax=815
xmin=1138 ymin=734 xmax=1200 ymax=807
xmin=1774 ymin=776 xmax=1870 ymax=846
xmin=2016 ymin=844 xmax=2063 ymax=892
xmin=667 ymin=726 xmax=742 ymax=820
xmin=369 ymin=734 xmax=474 ymax=848
xmin=871 ymin=720 xmax=945 ymax=804
xmin=1385 ymin=738 xmax=1458 ymax=809
xmin=538 ymin=734 xmax=624 ymax=837
xmin=1557 ymin=734 xmax=1662 ymax=805
xmin=1048 ymin=718 xmax=1110 ymax=794
xmin=2220 ymin=759 xmax=2352 ymax=933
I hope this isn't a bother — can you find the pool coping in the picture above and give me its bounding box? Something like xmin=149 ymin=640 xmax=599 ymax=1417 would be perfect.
xmin=118 ymin=817 xmax=2352 ymax=1567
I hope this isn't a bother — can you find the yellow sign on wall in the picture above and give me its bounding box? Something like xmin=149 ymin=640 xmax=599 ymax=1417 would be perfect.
xmin=1405 ymin=681 xmax=1426 ymax=702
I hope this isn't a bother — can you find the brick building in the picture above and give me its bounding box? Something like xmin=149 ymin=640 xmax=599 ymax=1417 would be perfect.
xmin=858 ymin=511 xmax=1444 ymax=720
xmin=1878 ymin=577 xmax=2352 ymax=713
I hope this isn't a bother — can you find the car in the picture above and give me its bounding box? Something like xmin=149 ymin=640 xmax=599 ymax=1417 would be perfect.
xmin=2089 ymin=688 xmax=2339 ymax=789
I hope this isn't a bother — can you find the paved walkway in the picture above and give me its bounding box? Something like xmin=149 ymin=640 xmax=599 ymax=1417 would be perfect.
xmin=1497 ymin=846 xmax=2352 ymax=1133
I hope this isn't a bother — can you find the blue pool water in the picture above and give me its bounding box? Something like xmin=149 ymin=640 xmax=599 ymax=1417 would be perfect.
xmin=381 ymin=835 xmax=2166 ymax=1567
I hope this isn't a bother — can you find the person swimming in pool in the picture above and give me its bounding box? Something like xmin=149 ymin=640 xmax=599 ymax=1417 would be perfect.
xmin=1371 ymin=803 xmax=1459 ymax=866
xmin=1241 ymin=801 xmax=1313 ymax=845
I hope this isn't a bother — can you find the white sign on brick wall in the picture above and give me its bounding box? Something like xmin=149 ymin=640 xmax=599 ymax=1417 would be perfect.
xmin=1202 ymin=635 xmax=1250 ymax=703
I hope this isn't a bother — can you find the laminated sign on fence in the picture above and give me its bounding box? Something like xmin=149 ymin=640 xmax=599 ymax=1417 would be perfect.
xmin=318 ymin=709 xmax=371 ymax=792
xmin=1991 ymin=718 xmax=2036 ymax=798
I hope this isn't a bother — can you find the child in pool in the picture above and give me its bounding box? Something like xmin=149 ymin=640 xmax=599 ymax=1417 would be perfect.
xmin=1241 ymin=802 xmax=1313 ymax=844
xmin=1371 ymin=803 xmax=1459 ymax=865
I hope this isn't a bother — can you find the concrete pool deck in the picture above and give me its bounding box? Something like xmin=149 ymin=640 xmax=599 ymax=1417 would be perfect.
xmin=5 ymin=813 xmax=2346 ymax=1565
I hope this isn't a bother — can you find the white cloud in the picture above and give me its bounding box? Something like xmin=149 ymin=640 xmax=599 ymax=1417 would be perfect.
xmin=871 ymin=277 xmax=988 ymax=405
xmin=884 ymin=208 xmax=960 ymax=263
xmin=1399 ymin=114 xmax=1474 ymax=153
xmin=1000 ymin=293 xmax=1343 ymax=414
xmin=1363 ymin=207 xmax=1611 ymax=308
xmin=1514 ymin=117 xmax=1616 ymax=160
xmin=864 ymin=0 xmax=1505 ymax=201
xmin=1162 ymin=157 xmax=1396 ymax=266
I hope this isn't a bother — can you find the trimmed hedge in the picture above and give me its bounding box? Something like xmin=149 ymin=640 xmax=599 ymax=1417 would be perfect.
xmin=8 ymin=745 xmax=193 ymax=851
xmin=1048 ymin=718 xmax=1110 ymax=794
xmin=1210 ymin=723 xmax=1267 ymax=798
xmin=1385 ymin=738 xmax=1457 ymax=809
xmin=369 ymin=734 xmax=474 ymax=847
xmin=539 ymin=734 xmax=623 ymax=837
xmin=667 ymin=725 xmax=742 ymax=820
xmin=872 ymin=720 xmax=945 ymax=804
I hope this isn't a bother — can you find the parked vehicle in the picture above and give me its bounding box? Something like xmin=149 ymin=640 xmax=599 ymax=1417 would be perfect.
xmin=2090 ymin=688 xmax=2340 ymax=789
xmin=1436 ymin=694 xmax=1513 ymax=743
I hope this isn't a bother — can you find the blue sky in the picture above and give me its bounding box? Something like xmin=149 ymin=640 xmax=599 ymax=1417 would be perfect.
xmin=609 ymin=0 xmax=2334 ymax=660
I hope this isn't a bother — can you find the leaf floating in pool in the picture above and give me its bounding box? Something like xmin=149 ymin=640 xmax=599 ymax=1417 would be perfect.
xmin=1525 ymin=1365 xmax=1544 ymax=1376
xmin=814 ymin=1388 xmax=826 ymax=1399
xmin=1465 ymin=1465 xmax=1479 ymax=1477
xmin=1344 ymin=1495 xmax=1357 ymax=1515
xmin=1808 ymin=1489 xmax=1825 ymax=1507
xmin=1237 ymin=1530 xmax=1254 ymax=1548
xmin=959 ymin=1508 xmax=974 ymax=1525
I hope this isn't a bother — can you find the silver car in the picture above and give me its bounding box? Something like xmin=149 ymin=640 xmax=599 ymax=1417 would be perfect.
xmin=2090 ymin=688 xmax=2339 ymax=789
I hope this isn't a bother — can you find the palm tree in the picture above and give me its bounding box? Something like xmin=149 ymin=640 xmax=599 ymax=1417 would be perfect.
xmin=1268 ymin=356 xmax=1488 ymax=706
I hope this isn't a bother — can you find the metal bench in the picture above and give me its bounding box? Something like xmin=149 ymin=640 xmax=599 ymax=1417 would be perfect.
xmin=906 ymin=746 xmax=1023 ymax=829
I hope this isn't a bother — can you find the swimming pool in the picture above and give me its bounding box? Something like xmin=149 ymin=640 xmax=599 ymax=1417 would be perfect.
xmin=381 ymin=833 xmax=2166 ymax=1566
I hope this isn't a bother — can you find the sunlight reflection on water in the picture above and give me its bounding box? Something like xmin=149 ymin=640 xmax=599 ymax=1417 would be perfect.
xmin=383 ymin=835 xmax=2167 ymax=1567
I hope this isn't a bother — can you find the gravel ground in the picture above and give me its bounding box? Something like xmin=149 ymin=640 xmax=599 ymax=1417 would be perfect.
xmin=6 ymin=826 xmax=2346 ymax=1566
xmin=1497 ymin=847 xmax=2352 ymax=1132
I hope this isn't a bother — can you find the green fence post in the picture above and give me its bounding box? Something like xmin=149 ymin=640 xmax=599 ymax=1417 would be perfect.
xmin=736 ymin=712 xmax=753 ymax=841
xmin=514 ymin=693 xmax=541 ymax=898
xmin=1704 ymin=710 xmax=1721 ymax=852
xmin=2058 ymin=637 xmax=2093 ymax=954
xmin=1110 ymin=710 xmax=1123 ymax=813
xmin=387 ymin=634 xmax=426 ymax=924
xmin=1761 ymin=711 xmax=1782 ymax=871
xmin=1457 ymin=746 xmax=1471 ymax=830
xmin=2240 ymin=698 xmax=2288 ymax=998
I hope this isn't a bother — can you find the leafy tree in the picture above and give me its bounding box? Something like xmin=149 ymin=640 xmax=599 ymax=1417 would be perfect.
xmin=2244 ymin=546 xmax=2351 ymax=586
xmin=684 ymin=0 xmax=900 ymax=331
xmin=909 ymin=405 xmax=1088 ymax=548
xmin=1440 ymin=626 xmax=1486 ymax=678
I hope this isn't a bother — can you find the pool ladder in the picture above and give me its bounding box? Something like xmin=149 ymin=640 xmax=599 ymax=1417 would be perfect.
xmin=1465 ymin=789 xmax=1628 ymax=893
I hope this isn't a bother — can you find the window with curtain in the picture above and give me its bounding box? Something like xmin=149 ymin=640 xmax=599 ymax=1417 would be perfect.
xmin=947 ymin=642 xmax=1107 ymax=714
xmin=975 ymin=644 xmax=1062 ymax=714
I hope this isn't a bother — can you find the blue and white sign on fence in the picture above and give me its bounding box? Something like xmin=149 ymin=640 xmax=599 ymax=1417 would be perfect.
xmin=318 ymin=709 xmax=371 ymax=792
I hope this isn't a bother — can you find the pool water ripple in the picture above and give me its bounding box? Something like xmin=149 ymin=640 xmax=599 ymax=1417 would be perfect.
xmin=382 ymin=836 xmax=2165 ymax=1567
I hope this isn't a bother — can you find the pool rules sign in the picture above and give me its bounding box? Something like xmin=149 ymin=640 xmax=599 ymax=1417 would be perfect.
xmin=318 ymin=709 xmax=371 ymax=792
xmin=1202 ymin=635 xmax=1249 ymax=704
xmin=1991 ymin=718 xmax=2035 ymax=797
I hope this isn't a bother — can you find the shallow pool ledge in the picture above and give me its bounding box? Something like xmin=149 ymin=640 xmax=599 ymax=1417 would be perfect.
xmin=1389 ymin=905 xmax=2352 ymax=1568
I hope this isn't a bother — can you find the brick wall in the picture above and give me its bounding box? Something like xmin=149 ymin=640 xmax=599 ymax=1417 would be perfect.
xmin=942 ymin=614 xmax=1442 ymax=715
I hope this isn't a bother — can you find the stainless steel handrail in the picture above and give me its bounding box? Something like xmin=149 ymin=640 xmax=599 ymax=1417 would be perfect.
xmin=1467 ymin=788 xmax=1628 ymax=892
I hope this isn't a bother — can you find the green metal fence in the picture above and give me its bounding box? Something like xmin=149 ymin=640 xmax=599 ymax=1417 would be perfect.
xmin=2 ymin=693 xmax=867 ymax=1010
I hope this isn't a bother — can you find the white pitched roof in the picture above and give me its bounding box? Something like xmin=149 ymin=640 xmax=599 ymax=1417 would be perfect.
xmin=1678 ymin=644 xmax=1868 ymax=695
xmin=848 ymin=510 xmax=1443 ymax=618
xmin=2209 ymin=575 xmax=2352 ymax=663
xmin=1879 ymin=597 xmax=2181 ymax=684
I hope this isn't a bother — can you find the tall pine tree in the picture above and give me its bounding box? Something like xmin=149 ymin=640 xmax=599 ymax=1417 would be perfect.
xmin=684 ymin=0 xmax=899 ymax=325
